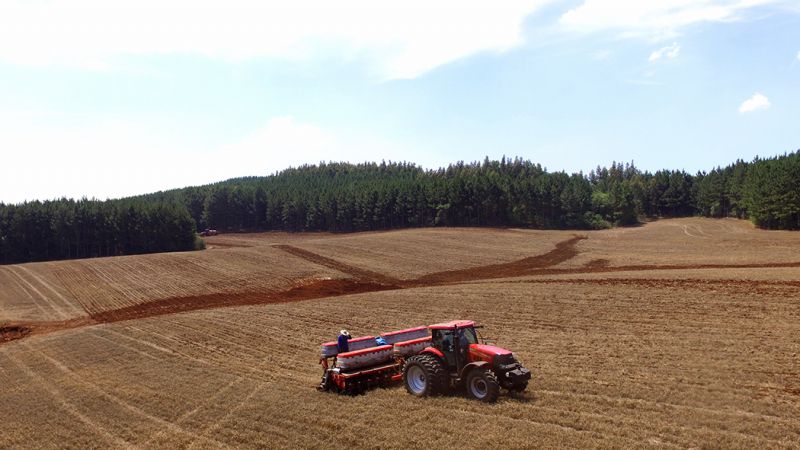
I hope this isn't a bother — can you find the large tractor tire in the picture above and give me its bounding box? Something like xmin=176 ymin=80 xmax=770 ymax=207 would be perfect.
xmin=403 ymin=354 xmax=447 ymax=397
xmin=465 ymin=368 xmax=500 ymax=403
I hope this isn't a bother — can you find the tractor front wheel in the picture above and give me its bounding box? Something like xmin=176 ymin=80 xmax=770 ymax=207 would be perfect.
xmin=465 ymin=368 xmax=500 ymax=403
xmin=403 ymin=354 xmax=446 ymax=397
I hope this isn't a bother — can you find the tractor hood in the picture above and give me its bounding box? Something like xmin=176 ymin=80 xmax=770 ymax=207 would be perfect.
xmin=469 ymin=344 xmax=512 ymax=359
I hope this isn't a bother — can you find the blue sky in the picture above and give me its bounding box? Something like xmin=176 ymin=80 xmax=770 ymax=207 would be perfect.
xmin=1 ymin=0 xmax=799 ymax=203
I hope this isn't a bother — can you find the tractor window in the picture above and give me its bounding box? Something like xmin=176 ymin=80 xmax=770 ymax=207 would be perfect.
xmin=458 ymin=328 xmax=478 ymax=345
xmin=441 ymin=331 xmax=454 ymax=351
xmin=432 ymin=330 xmax=454 ymax=351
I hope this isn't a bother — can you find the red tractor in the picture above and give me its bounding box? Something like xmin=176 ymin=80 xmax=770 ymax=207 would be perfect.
xmin=317 ymin=321 xmax=530 ymax=402
xmin=403 ymin=320 xmax=530 ymax=402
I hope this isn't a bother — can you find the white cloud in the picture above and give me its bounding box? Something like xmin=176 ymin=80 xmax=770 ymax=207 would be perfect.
xmin=649 ymin=42 xmax=680 ymax=61
xmin=797 ymin=50 xmax=800 ymax=61
xmin=560 ymin=0 xmax=779 ymax=39
xmin=738 ymin=92 xmax=770 ymax=113
xmin=0 ymin=0 xmax=553 ymax=79
xmin=0 ymin=115 xmax=190 ymax=203
xmin=0 ymin=113 xmax=435 ymax=203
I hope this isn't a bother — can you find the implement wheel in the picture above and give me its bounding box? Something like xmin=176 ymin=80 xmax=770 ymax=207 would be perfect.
xmin=403 ymin=354 xmax=446 ymax=397
xmin=465 ymin=368 xmax=500 ymax=403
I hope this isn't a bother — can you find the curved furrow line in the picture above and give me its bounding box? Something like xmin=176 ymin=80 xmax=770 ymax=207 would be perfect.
xmin=3 ymin=350 xmax=133 ymax=448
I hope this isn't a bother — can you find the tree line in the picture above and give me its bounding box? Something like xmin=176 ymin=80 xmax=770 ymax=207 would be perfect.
xmin=1 ymin=151 xmax=798 ymax=264
xmin=0 ymin=199 xmax=197 ymax=264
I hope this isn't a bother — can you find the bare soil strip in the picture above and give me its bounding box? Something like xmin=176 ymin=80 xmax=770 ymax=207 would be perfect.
xmin=273 ymin=244 xmax=402 ymax=285
xmin=89 ymin=279 xmax=397 ymax=323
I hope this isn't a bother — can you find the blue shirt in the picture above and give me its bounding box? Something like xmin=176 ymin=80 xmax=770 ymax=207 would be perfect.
xmin=337 ymin=334 xmax=350 ymax=353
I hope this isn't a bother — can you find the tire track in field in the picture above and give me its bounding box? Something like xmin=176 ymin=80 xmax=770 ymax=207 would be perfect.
xmin=184 ymin=383 xmax=265 ymax=450
xmin=533 ymin=260 xmax=800 ymax=277
xmin=15 ymin=265 xmax=86 ymax=317
xmin=141 ymin=376 xmax=243 ymax=448
xmin=446 ymin=400 xmax=657 ymax=449
xmin=4 ymin=266 xmax=67 ymax=319
xmin=480 ymin=278 xmax=800 ymax=294
xmin=88 ymin=330 xmax=161 ymax=361
xmin=30 ymin=343 xmax=229 ymax=449
xmin=101 ymin=326 xmax=218 ymax=369
xmin=2 ymin=351 xmax=132 ymax=448
xmin=536 ymin=388 xmax=800 ymax=444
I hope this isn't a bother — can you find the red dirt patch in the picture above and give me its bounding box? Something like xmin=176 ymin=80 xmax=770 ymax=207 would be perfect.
xmin=89 ymin=279 xmax=398 ymax=324
xmin=0 ymin=318 xmax=97 ymax=345
xmin=0 ymin=325 xmax=31 ymax=343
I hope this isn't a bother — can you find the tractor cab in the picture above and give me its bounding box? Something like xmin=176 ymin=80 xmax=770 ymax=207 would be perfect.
xmin=428 ymin=320 xmax=518 ymax=371
xmin=412 ymin=320 xmax=531 ymax=401
xmin=429 ymin=320 xmax=479 ymax=370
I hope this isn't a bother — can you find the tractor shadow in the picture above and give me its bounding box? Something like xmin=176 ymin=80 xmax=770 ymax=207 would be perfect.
xmin=502 ymin=390 xmax=536 ymax=404
xmin=444 ymin=388 xmax=537 ymax=404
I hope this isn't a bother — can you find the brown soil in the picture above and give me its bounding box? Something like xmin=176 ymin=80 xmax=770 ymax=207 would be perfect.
xmin=0 ymin=279 xmax=396 ymax=345
xmin=4 ymin=221 xmax=799 ymax=449
xmin=530 ymin=260 xmax=800 ymax=277
xmin=0 ymin=317 xmax=93 ymax=344
xmin=0 ymin=325 xmax=31 ymax=343
xmin=89 ymin=279 xmax=397 ymax=323
xmin=274 ymin=244 xmax=402 ymax=285
xmin=204 ymin=242 xmax=252 ymax=249
xmin=4 ymin=232 xmax=800 ymax=347
xmin=490 ymin=277 xmax=800 ymax=295
xmin=408 ymin=235 xmax=586 ymax=285
xmin=584 ymin=258 xmax=610 ymax=268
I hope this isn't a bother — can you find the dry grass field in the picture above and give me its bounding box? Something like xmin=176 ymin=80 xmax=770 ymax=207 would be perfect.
xmin=1 ymin=218 xmax=799 ymax=449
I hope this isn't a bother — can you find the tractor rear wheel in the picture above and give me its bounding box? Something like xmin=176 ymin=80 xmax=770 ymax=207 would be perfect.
xmin=465 ymin=368 xmax=500 ymax=403
xmin=403 ymin=354 xmax=446 ymax=397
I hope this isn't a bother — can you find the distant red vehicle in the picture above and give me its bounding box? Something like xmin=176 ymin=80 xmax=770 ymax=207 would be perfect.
xmin=199 ymin=229 xmax=218 ymax=237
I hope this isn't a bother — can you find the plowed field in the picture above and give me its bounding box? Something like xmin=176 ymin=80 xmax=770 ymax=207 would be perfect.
xmin=1 ymin=218 xmax=799 ymax=449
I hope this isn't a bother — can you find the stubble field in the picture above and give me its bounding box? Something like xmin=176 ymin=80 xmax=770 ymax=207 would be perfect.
xmin=1 ymin=218 xmax=799 ymax=449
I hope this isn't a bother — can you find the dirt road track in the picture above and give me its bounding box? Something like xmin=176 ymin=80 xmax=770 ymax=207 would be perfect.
xmin=408 ymin=235 xmax=586 ymax=285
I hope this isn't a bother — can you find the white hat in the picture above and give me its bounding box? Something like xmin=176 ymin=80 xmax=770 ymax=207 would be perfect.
xmin=340 ymin=329 xmax=351 ymax=337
